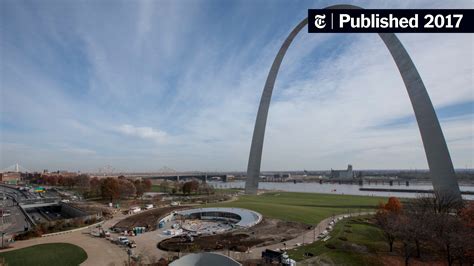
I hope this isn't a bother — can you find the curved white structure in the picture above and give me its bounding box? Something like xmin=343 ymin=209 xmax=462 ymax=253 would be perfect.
xmin=245 ymin=4 xmax=462 ymax=202
xmin=175 ymin=207 xmax=262 ymax=228
xmin=170 ymin=253 xmax=241 ymax=266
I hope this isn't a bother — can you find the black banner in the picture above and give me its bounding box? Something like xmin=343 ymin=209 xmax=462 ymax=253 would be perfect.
xmin=308 ymin=9 xmax=474 ymax=33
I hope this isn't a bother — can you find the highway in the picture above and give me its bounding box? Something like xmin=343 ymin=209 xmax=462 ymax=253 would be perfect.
xmin=0 ymin=185 xmax=31 ymax=237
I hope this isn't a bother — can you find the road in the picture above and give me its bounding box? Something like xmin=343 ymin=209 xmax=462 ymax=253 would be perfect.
xmin=0 ymin=212 xmax=129 ymax=266
xmin=0 ymin=185 xmax=30 ymax=238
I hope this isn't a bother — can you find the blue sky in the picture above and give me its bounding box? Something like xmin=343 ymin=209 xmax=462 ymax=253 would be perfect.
xmin=1 ymin=0 xmax=473 ymax=172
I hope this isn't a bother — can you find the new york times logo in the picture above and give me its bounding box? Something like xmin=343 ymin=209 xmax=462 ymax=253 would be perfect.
xmin=308 ymin=9 xmax=474 ymax=33
xmin=314 ymin=14 xmax=326 ymax=29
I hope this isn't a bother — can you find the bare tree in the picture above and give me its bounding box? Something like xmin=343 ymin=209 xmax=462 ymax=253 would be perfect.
xmin=375 ymin=211 xmax=398 ymax=252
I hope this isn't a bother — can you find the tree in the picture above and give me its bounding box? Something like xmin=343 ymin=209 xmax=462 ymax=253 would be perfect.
xmin=90 ymin=177 xmax=101 ymax=197
xmin=76 ymin=174 xmax=90 ymax=191
xmin=384 ymin=197 xmax=402 ymax=213
xmin=460 ymin=202 xmax=474 ymax=264
xmin=134 ymin=180 xmax=145 ymax=198
xmin=100 ymin=177 xmax=120 ymax=202
xmin=199 ymin=183 xmax=214 ymax=196
xmin=143 ymin=179 xmax=152 ymax=191
xmin=118 ymin=179 xmax=136 ymax=199
xmin=375 ymin=197 xmax=403 ymax=252
xmin=182 ymin=180 xmax=199 ymax=195
xmin=159 ymin=180 xmax=170 ymax=192
xmin=407 ymin=193 xmax=470 ymax=265
xmin=395 ymin=214 xmax=417 ymax=266
xmin=431 ymin=212 xmax=465 ymax=266
xmin=403 ymin=198 xmax=432 ymax=258
xmin=375 ymin=210 xmax=398 ymax=252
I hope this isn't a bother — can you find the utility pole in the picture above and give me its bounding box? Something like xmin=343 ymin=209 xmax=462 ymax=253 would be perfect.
xmin=313 ymin=226 xmax=316 ymax=242
xmin=127 ymin=248 xmax=132 ymax=266
xmin=1 ymin=184 xmax=4 ymax=249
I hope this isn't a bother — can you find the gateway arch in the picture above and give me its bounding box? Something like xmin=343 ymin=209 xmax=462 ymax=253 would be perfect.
xmin=245 ymin=4 xmax=462 ymax=201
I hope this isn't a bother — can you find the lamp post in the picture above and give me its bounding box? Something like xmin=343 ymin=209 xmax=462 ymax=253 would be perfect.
xmin=127 ymin=248 xmax=132 ymax=266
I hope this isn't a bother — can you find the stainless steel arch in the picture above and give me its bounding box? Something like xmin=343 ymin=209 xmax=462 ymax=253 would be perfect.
xmin=245 ymin=4 xmax=462 ymax=201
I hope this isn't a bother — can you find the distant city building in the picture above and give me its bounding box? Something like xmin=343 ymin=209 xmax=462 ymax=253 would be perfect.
xmin=44 ymin=171 xmax=78 ymax=178
xmin=0 ymin=172 xmax=21 ymax=184
xmin=329 ymin=165 xmax=354 ymax=179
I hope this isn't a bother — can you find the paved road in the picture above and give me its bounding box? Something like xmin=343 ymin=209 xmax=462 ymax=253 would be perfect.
xmin=0 ymin=212 xmax=129 ymax=266
xmin=1 ymin=199 xmax=29 ymax=234
xmin=0 ymin=230 xmax=128 ymax=266
xmin=0 ymin=185 xmax=30 ymax=235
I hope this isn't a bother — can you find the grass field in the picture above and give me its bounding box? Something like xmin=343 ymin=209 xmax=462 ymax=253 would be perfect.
xmin=150 ymin=184 xmax=171 ymax=193
xmin=207 ymin=191 xmax=386 ymax=225
xmin=0 ymin=243 xmax=88 ymax=266
xmin=288 ymin=216 xmax=387 ymax=265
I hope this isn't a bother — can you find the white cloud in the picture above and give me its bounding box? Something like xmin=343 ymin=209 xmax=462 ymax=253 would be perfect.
xmin=117 ymin=124 xmax=167 ymax=143
xmin=1 ymin=0 xmax=472 ymax=172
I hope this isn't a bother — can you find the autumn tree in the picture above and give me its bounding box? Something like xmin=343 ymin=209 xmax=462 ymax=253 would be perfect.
xmin=384 ymin=197 xmax=402 ymax=213
xmin=76 ymin=174 xmax=90 ymax=191
xmin=143 ymin=179 xmax=152 ymax=191
xmin=89 ymin=177 xmax=101 ymax=197
xmin=182 ymin=180 xmax=200 ymax=195
xmin=118 ymin=179 xmax=136 ymax=199
xmin=134 ymin=180 xmax=146 ymax=198
xmin=100 ymin=177 xmax=120 ymax=202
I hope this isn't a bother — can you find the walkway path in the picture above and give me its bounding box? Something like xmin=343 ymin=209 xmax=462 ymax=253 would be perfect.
xmin=0 ymin=213 xmax=129 ymax=266
xmin=243 ymin=212 xmax=373 ymax=260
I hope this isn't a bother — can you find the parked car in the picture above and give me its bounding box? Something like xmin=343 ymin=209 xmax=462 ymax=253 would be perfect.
xmin=145 ymin=204 xmax=153 ymax=210
xmin=117 ymin=236 xmax=129 ymax=245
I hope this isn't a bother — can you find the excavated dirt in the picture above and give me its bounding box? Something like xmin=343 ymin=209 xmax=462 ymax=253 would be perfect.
xmin=113 ymin=206 xmax=187 ymax=231
xmin=158 ymin=218 xmax=312 ymax=252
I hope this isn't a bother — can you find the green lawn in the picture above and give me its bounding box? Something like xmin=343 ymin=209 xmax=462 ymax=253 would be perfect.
xmin=0 ymin=243 xmax=88 ymax=266
xmin=206 ymin=192 xmax=386 ymax=225
xmin=288 ymin=216 xmax=387 ymax=265
xmin=151 ymin=184 xmax=171 ymax=193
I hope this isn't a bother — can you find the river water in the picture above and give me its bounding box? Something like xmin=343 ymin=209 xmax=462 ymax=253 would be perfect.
xmin=208 ymin=181 xmax=474 ymax=200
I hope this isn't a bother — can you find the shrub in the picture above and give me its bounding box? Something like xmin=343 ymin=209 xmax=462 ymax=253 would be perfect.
xmin=325 ymin=243 xmax=336 ymax=249
xmin=13 ymin=228 xmax=42 ymax=240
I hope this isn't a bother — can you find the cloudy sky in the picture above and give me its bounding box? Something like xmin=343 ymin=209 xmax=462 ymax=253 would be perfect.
xmin=1 ymin=0 xmax=473 ymax=172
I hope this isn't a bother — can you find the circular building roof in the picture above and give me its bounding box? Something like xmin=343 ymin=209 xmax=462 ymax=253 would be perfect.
xmin=169 ymin=252 xmax=241 ymax=266
xmin=175 ymin=207 xmax=262 ymax=228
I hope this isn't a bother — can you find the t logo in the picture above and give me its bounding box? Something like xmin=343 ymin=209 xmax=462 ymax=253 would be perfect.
xmin=314 ymin=14 xmax=326 ymax=29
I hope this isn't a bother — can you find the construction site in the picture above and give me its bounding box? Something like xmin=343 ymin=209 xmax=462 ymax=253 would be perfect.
xmin=155 ymin=207 xmax=311 ymax=253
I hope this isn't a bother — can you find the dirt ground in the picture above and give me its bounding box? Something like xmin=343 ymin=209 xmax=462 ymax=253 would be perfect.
xmin=112 ymin=206 xmax=187 ymax=231
xmin=158 ymin=218 xmax=312 ymax=252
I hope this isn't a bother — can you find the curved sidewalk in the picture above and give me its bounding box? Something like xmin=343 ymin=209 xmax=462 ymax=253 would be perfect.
xmin=0 ymin=213 xmax=129 ymax=266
